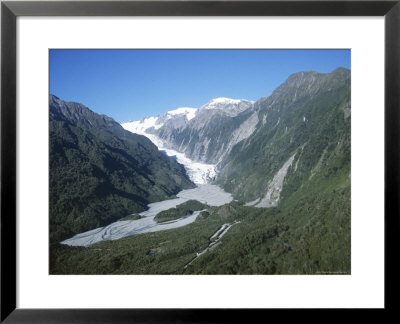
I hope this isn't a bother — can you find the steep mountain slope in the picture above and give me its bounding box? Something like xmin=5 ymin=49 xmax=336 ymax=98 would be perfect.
xmin=217 ymin=68 xmax=351 ymax=205
xmin=123 ymin=68 xmax=350 ymax=209
xmin=49 ymin=95 xmax=194 ymax=243
xmin=123 ymin=97 xmax=256 ymax=164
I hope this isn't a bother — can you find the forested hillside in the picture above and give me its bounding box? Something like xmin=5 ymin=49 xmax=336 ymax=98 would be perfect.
xmin=49 ymin=95 xmax=194 ymax=243
xmin=217 ymin=68 xmax=351 ymax=206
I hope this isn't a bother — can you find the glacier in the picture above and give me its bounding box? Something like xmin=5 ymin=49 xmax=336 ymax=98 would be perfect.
xmin=122 ymin=119 xmax=216 ymax=185
xmin=121 ymin=97 xmax=257 ymax=183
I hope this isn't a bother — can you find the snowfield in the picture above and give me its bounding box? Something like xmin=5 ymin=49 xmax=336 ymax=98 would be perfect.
xmin=167 ymin=107 xmax=197 ymax=120
xmin=122 ymin=106 xmax=197 ymax=133
xmin=61 ymin=185 xmax=233 ymax=247
xmin=202 ymin=97 xmax=253 ymax=109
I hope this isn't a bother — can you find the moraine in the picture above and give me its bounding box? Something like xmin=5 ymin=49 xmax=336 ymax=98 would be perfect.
xmin=61 ymin=184 xmax=232 ymax=247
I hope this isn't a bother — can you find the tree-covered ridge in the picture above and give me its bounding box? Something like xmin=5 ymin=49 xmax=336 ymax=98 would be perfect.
xmin=154 ymin=200 xmax=208 ymax=223
xmin=217 ymin=68 xmax=351 ymax=204
xmin=49 ymin=95 xmax=194 ymax=243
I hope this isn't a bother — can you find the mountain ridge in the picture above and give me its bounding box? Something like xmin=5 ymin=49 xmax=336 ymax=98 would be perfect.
xmin=122 ymin=96 xmax=257 ymax=164
xmin=49 ymin=94 xmax=194 ymax=243
xmin=121 ymin=67 xmax=350 ymax=207
xmin=217 ymin=67 xmax=351 ymax=205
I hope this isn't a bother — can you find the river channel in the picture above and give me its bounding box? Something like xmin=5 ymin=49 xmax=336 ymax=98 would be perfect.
xmin=61 ymin=184 xmax=233 ymax=247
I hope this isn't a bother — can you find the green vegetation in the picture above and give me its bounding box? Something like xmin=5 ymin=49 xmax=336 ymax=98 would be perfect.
xmin=50 ymin=166 xmax=350 ymax=274
xmin=49 ymin=69 xmax=351 ymax=274
xmin=154 ymin=200 xmax=207 ymax=223
xmin=49 ymin=95 xmax=194 ymax=243
xmin=119 ymin=214 xmax=142 ymax=221
xmin=217 ymin=68 xmax=351 ymax=204
xmin=51 ymin=123 xmax=350 ymax=274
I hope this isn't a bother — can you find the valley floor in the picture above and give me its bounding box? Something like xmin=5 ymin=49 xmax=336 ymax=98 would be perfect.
xmin=53 ymin=110 xmax=350 ymax=275
xmin=51 ymin=181 xmax=350 ymax=275
xmin=61 ymin=184 xmax=233 ymax=247
xmin=60 ymin=127 xmax=232 ymax=247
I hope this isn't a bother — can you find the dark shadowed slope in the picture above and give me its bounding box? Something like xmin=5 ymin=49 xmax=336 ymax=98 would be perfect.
xmin=49 ymin=95 xmax=194 ymax=243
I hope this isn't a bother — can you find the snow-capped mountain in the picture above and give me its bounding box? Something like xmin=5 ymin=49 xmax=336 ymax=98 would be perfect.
xmin=123 ymin=97 xmax=253 ymax=136
xmin=121 ymin=97 xmax=259 ymax=184
xmin=167 ymin=107 xmax=197 ymax=120
xmin=200 ymin=97 xmax=254 ymax=117
xmin=122 ymin=97 xmax=259 ymax=176
xmin=123 ymin=106 xmax=197 ymax=134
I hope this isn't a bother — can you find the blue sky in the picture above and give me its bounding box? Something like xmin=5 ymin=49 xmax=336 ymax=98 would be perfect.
xmin=50 ymin=49 xmax=350 ymax=123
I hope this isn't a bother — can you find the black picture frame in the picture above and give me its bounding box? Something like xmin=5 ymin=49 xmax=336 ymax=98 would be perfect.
xmin=1 ymin=0 xmax=399 ymax=322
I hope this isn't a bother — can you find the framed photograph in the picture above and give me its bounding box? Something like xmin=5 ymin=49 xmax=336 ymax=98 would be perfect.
xmin=1 ymin=0 xmax=399 ymax=322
